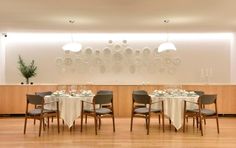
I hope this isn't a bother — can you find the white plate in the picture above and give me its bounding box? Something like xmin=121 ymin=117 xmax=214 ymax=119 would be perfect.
xmin=125 ymin=47 xmax=133 ymax=55
xmin=56 ymin=57 xmax=63 ymax=65
xmin=113 ymin=52 xmax=123 ymax=61
xmin=85 ymin=48 xmax=93 ymax=55
xmin=173 ymin=57 xmax=181 ymax=65
xmin=103 ymin=47 xmax=111 ymax=55
xmin=143 ymin=47 xmax=151 ymax=55
xmin=114 ymin=44 xmax=121 ymax=50
xmin=64 ymin=57 xmax=73 ymax=65
xmin=95 ymin=50 xmax=100 ymax=55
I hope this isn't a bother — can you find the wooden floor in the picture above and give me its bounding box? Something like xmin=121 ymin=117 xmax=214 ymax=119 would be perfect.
xmin=0 ymin=117 xmax=236 ymax=148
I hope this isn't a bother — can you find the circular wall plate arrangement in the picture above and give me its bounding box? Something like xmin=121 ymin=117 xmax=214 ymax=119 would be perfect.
xmin=64 ymin=57 xmax=73 ymax=66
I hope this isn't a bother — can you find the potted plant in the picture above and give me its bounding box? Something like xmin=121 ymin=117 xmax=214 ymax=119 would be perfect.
xmin=17 ymin=55 xmax=37 ymax=84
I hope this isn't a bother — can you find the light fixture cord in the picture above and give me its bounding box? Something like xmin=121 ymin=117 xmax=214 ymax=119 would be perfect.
xmin=164 ymin=19 xmax=170 ymax=42
xmin=69 ymin=20 xmax=75 ymax=43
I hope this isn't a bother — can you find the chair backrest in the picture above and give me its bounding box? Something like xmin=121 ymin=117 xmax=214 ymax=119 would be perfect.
xmin=194 ymin=91 xmax=204 ymax=96
xmin=198 ymin=94 xmax=217 ymax=105
xmin=96 ymin=90 xmax=113 ymax=95
xmin=132 ymin=93 xmax=151 ymax=104
xmin=93 ymin=94 xmax=113 ymax=105
xmin=35 ymin=91 xmax=52 ymax=97
xmin=27 ymin=94 xmax=44 ymax=105
xmin=132 ymin=90 xmax=148 ymax=95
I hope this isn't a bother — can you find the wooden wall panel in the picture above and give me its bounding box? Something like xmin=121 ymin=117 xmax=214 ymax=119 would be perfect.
xmin=0 ymin=85 xmax=28 ymax=114
xmin=1 ymin=84 xmax=236 ymax=115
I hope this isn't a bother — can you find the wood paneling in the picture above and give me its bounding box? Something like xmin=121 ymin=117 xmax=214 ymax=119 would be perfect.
xmin=1 ymin=84 xmax=236 ymax=115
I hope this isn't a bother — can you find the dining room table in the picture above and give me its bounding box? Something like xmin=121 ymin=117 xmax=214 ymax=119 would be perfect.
xmin=150 ymin=89 xmax=199 ymax=130
xmin=44 ymin=90 xmax=94 ymax=128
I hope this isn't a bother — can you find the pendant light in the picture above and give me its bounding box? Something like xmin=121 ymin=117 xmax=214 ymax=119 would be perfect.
xmin=158 ymin=19 xmax=176 ymax=53
xmin=62 ymin=20 xmax=82 ymax=52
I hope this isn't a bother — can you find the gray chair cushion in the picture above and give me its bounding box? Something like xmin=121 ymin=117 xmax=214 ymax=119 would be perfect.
xmin=134 ymin=108 xmax=161 ymax=114
xmin=28 ymin=108 xmax=56 ymax=115
xmin=84 ymin=108 xmax=112 ymax=114
xmin=193 ymin=108 xmax=216 ymax=116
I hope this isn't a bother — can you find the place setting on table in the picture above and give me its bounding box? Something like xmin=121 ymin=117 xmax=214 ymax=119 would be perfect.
xmin=44 ymin=89 xmax=94 ymax=128
xmin=149 ymin=88 xmax=199 ymax=130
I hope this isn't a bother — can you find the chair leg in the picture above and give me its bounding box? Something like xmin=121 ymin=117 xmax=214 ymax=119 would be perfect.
xmin=169 ymin=119 xmax=172 ymax=130
xmin=47 ymin=117 xmax=50 ymax=129
xmin=183 ymin=115 xmax=186 ymax=133
xmin=23 ymin=117 xmax=27 ymax=134
xmin=85 ymin=115 xmax=87 ymax=124
xmin=43 ymin=118 xmax=46 ymax=131
xmin=147 ymin=115 xmax=150 ymax=135
xmin=94 ymin=116 xmax=97 ymax=135
xmin=158 ymin=115 xmax=160 ymax=124
xmin=112 ymin=115 xmax=115 ymax=132
xmin=57 ymin=115 xmax=60 ymax=134
xmin=204 ymin=117 xmax=206 ymax=125
xmin=199 ymin=116 xmax=203 ymax=136
xmin=80 ymin=113 xmax=83 ymax=132
xmin=216 ymin=117 xmax=220 ymax=134
xmin=130 ymin=115 xmax=133 ymax=132
xmin=39 ymin=118 xmax=43 ymax=137
xmin=162 ymin=113 xmax=165 ymax=132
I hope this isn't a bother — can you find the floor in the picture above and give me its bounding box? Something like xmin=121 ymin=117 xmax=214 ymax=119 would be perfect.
xmin=0 ymin=117 xmax=236 ymax=148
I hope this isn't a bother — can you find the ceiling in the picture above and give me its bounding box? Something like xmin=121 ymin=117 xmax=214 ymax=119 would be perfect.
xmin=0 ymin=0 xmax=236 ymax=33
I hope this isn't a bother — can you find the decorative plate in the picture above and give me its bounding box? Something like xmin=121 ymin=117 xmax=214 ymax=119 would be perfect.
xmin=103 ymin=47 xmax=111 ymax=55
xmin=125 ymin=47 xmax=133 ymax=55
xmin=113 ymin=52 xmax=123 ymax=61
xmin=85 ymin=48 xmax=93 ymax=55
xmin=143 ymin=47 xmax=151 ymax=56
xmin=64 ymin=57 xmax=73 ymax=65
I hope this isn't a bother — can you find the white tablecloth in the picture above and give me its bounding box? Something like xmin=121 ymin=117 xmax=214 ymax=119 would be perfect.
xmin=151 ymin=95 xmax=199 ymax=130
xmin=44 ymin=94 xmax=93 ymax=128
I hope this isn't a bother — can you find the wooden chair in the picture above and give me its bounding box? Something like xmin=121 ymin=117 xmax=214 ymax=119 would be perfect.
xmin=23 ymin=94 xmax=60 ymax=136
xmin=34 ymin=91 xmax=53 ymax=125
xmin=183 ymin=94 xmax=219 ymax=136
xmin=184 ymin=90 xmax=205 ymax=126
xmin=130 ymin=93 xmax=164 ymax=135
xmin=80 ymin=93 xmax=115 ymax=135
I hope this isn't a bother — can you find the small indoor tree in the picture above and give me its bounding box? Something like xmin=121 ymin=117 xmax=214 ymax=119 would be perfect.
xmin=18 ymin=55 xmax=37 ymax=84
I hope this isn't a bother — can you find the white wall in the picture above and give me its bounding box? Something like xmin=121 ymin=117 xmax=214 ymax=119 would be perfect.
xmin=4 ymin=33 xmax=232 ymax=84
xmin=0 ymin=35 xmax=6 ymax=84
xmin=231 ymin=33 xmax=236 ymax=83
